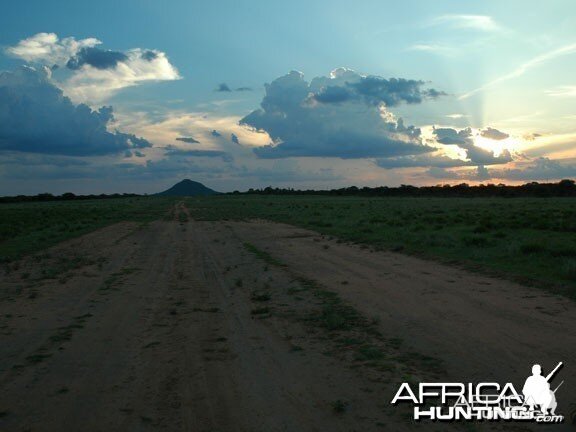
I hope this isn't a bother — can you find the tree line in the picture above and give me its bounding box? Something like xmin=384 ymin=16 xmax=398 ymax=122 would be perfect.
xmin=238 ymin=179 xmax=576 ymax=198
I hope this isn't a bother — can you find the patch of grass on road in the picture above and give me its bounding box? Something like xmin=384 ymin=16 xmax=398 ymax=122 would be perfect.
xmin=243 ymin=242 xmax=286 ymax=267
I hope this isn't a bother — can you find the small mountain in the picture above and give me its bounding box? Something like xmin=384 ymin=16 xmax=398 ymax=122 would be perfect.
xmin=157 ymin=179 xmax=220 ymax=196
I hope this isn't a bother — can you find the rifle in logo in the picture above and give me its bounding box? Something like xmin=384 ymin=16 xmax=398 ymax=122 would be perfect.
xmin=522 ymin=362 xmax=563 ymax=415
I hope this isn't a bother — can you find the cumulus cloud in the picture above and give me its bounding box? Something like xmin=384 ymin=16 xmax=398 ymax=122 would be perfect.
xmin=231 ymin=133 xmax=240 ymax=145
xmin=480 ymin=127 xmax=509 ymax=140
xmin=62 ymin=48 xmax=180 ymax=103
xmin=240 ymin=69 xmax=442 ymax=159
xmin=211 ymin=129 xmax=222 ymax=137
xmin=6 ymin=32 xmax=180 ymax=103
xmin=432 ymin=127 xmax=512 ymax=165
xmin=0 ymin=66 xmax=151 ymax=156
xmin=309 ymin=68 xmax=445 ymax=106
xmin=6 ymin=32 xmax=101 ymax=65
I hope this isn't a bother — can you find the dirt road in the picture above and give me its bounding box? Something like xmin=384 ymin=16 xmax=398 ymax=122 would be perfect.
xmin=1 ymin=203 xmax=574 ymax=431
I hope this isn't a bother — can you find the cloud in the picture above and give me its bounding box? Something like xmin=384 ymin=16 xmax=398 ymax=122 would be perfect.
xmin=231 ymin=133 xmax=240 ymax=145
xmin=215 ymin=83 xmax=232 ymax=92
xmin=431 ymin=15 xmax=499 ymax=32
xmin=176 ymin=137 xmax=200 ymax=144
xmin=164 ymin=146 xmax=230 ymax=159
xmin=215 ymin=83 xmax=253 ymax=92
xmin=408 ymin=44 xmax=454 ymax=56
xmin=460 ymin=42 xmax=576 ymax=100
xmin=66 ymin=47 xmax=128 ymax=70
xmin=522 ymin=132 xmax=542 ymax=141
xmin=425 ymin=167 xmax=462 ymax=180
xmin=0 ymin=66 xmax=151 ymax=156
xmin=492 ymin=157 xmax=576 ymax=181
xmin=432 ymin=127 xmax=513 ymax=165
xmin=480 ymin=127 xmax=509 ymax=141
xmin=62 ymin=48 xmax=180 ymax=103
xmin=211 ymin=129 xmax=222 ymax=137
xmin=310 ymin=68 xmax=446 ymax=106
xmin=546 ymin=85 xmax=576 ymax=97
xmin=433 ymin=127 xmax=472 ymax=145
xmin=240 ymin=69 xmax=442 ymax=159
xmin=5 ymin=32 xmax=101 ymax=65
xmin=6 ymin=33 xmax=180 ymax=103
xmin=376 ymin=153 xmax=473 ymax=169
xmin=423 ymin=165 xmax=491 ymax=181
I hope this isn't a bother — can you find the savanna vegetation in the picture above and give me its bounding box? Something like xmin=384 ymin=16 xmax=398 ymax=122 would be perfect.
xmin=3 ymin=188 xmax=576 ymax=299
xmin=0 ymin=197 xmax=173 ymax=262
xmin=188 ymin=195 xmax=576 ymax=298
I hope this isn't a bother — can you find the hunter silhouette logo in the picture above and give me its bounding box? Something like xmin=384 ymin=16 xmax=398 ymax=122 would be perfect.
xmin=522 ymin=362 xmax=563 ymax=415
xmin=391 ymin=362 xmax=565 ymax=423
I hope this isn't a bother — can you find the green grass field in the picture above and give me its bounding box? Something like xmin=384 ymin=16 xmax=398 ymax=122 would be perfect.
xmin=0 ymin=197 xmax=174 ymax=262
xmin=187 ymin=195 xmax=576 ymax=298
xmin=3 ymin=194 xmax=576 ymax=299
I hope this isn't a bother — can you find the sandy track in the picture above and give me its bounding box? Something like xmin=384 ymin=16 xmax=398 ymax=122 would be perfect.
xmin=225 ymin=221 xmax=576 ymax=418
xmin=0 ymin=206 xmax=574 ymax=431
xmin=0 ymin=206 xmax=407 ymax=432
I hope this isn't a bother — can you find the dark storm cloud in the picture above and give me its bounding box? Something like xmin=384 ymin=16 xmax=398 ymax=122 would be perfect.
xmin=0 ymin=66 xmax=152 ymax=156
xmin=66 ymin=47 xmax=128 ymax=70
xmin=241 ymin=69 xmax=437 ymax=159
xmin=176 ymin=137 xmax=200 ymax=144
xmin=480 ymin=127 xmax=509 ymax=140
xmin=215 ymin=83 xmax=232 ymax=92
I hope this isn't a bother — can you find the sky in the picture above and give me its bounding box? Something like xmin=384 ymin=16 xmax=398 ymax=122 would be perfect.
xmin=0 ymin=0 xmax=575 ymax=195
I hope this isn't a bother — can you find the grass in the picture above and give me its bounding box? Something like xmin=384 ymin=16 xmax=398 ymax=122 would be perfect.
xmin=188 ymin=195 xmax=576 ymax=299
xmin=0 ymin=197 xmax=175 ymax=263
xmin=243 ymin=242 xmax=286 ymax=267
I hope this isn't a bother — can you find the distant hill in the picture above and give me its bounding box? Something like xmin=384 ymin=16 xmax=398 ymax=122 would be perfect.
xmin=157 ymin=179 xmax=220 ymax=196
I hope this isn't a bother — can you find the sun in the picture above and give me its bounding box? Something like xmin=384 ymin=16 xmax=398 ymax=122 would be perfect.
xmin=473 ymin=135 xmax=518 ymax=157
